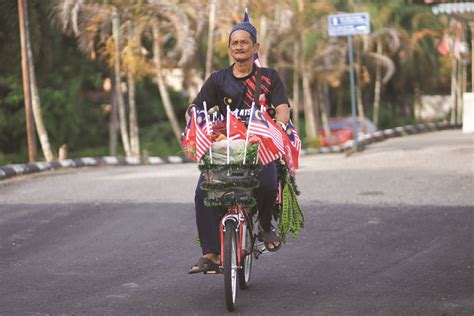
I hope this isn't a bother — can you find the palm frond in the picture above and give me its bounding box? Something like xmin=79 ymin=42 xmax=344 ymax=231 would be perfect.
xmin=368 ymin=52 xmax=395 ymax=84
xmin=147 ymin=1 xmax=196 ymax=66
xmin=411 ymin=29 xmax=439 ymax=47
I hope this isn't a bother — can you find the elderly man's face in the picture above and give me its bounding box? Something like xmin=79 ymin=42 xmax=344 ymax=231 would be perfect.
xmin=228 ymin=30 xmax=259 ymax=63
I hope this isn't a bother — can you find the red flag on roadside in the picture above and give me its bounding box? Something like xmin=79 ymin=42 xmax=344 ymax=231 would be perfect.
xmin=437 ymin=33 xmax=450 ymax=57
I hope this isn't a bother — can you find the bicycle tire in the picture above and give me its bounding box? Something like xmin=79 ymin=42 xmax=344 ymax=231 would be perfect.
xmin=238 ymin=222 xmax=253 ymax=289
xmin=224 ymin=220 xmax=238 ymax=312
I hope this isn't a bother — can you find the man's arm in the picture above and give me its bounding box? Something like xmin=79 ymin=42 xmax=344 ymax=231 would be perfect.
xmin=269 ymin=69 xmax=290 ymax=129
xmin=275 ymin=103 xmax=290 ymax=129
xmin=185 ymin=104 xmax=197 ymax=123
xmin=185 ymin=72 xmax=218 ymax=123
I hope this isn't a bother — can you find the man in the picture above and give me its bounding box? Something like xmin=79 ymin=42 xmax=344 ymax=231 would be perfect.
xmin=188 ymin=22 xmax=290 ymax=274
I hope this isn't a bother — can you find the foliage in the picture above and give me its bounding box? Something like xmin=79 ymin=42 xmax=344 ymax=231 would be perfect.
xmin=276 ymin=160 xmax=304 ymax=242
xmin=0 ymin=0 xmax=456 ymax=165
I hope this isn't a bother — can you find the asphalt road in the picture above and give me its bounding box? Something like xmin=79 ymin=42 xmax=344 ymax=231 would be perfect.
xmin=0 ymin=129 xmax=473 ymax=315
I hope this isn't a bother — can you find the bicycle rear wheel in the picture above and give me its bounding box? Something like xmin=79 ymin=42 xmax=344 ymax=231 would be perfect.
xmin=224 ymin=220 xmax=238 ymax=312
xmin=238 ymin=222 xmax=253 ymax=289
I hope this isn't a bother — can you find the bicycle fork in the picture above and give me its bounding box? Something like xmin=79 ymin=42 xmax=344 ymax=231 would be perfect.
xmin=220 ymin=210 xmax=245 ymax=268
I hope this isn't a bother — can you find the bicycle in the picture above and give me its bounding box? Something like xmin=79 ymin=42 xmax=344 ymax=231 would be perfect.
xmin=199 ymin=143 xmax=273 ymax=311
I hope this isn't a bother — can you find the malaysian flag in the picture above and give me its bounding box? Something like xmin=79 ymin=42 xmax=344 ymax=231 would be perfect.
xmin=285 ymin=120 xmax=301 ymax=170
xmin=194 ymin=110 xmax=213 ymax=160
xmin=243 ymin=8 xmax=261 ymax=67
xmin=247 ymin=103 xmax=284 ymax=164
xmin=248 ymin=103 xmax=284 ymax=152
xmin=258 ymin=137 xmax=282 ymax=165
xmin=180 ymin=108 xmax=197 ymax=161
xmin=196 ymin=110 xmax=212 ymax=135
xmin=281 ymin=130 xmax=296 ymax=174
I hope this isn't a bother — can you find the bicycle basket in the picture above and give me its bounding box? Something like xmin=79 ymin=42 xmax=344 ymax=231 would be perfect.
xmin=199 ymin=140 xmax=261 ymax=207
xmin=205 ymin=139 xmax=259 ymax=165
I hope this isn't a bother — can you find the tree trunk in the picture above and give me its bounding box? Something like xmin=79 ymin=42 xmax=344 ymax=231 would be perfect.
xmin=457 ymin=55 xmax=464 ymax=124
xmin=127 ymin=20 xmax=140 ymax=157
xmin=109 ymin=73 xmax=118 ymax=156
xmin=450 ymin=39 xmax=458 ymax=124
xmin=204 ymin=0 xmax=217 ymax=80
xmin=312 ymin=81 xmax=321 ymax=135
xmin=259 ymin=16 xmax=269 ymax=66
xmin=414 ymin=85 xmax=421 ymax=122
xmin=24 ymin=0 xmax=53 ymax=162
xmin=319 ymin=82 xmax=331 ymax=136
xmin=127 ymin=72 xmax=140 ymax=157
xmin=336 ymin=86 xmax=343 ymax=117
xmin=18 ymin=0 xmax=36 ymax=162
xmin=355 ymin=45 xmax=367 ymax=134
xmin=292 ymin=38 xmax=300 ymax=131
xmin=112 ymin=9 xmax=131 ymax=157
xmin=372 ymin=38 xmax=383 ymax=128
xmin=152 ymin=22 xmax=182 ymax=143
xmin=302 ymin=70 xmax=317 ymax=140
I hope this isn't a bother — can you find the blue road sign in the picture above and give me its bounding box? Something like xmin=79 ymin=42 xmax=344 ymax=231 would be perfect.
xmin=327 ymin=12 xmax=371 ymax=149
xmin=328 ymin=12 xmax=370 ymax=37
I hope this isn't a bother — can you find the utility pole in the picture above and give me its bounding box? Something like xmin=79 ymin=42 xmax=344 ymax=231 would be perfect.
xmin=18 ymin=0 xmax=37 ymax=162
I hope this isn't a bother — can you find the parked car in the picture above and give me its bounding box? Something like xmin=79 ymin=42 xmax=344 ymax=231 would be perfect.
xmin=319 ymin=117 xmax=377 ymax=147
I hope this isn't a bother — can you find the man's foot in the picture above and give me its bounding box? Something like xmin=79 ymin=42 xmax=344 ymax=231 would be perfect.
xmin=189 ymin=253 xmax=220 ymax=274
xmin=263 ymin=231 xmax=281 ymax=252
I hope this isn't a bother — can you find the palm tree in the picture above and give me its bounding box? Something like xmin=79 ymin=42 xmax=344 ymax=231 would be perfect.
xmin=366 ymin=28 xmax=399 ymax=127
xmin=204 ymin=0 xmax=217 ymax=79
xmin=247 ymin=1 xmax=293 ymax=67
xmin=312 ymin=41 xmax=346 ymax=137
xmin=17 ymin=0 xmax=36 ymax=162
xmin=121 ymin=12 xmax=151 ymax=157
xmin=56 ymin=0 xmax=132 ymax=156
xmin=397 ymin=9 xmax=442 ymax=122
xmin=57 ymin=0 xmax=195 ymax=152
xmin=286 ymin=0 xmax=337 ymax=143
xmin=20 ymin=0 xmax=54 ymax=162
xmin=147 ymin=1 xmax=195 ymax=143
xmin=360 ymin=2 xmax=404 ymax=128
xmin=111 ymin=6 xmax=132 ymax=157
xmin=177 ymin=0 xmax=210 ymax=102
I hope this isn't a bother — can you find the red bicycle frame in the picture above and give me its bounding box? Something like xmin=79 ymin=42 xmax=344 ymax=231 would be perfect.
xmin=219 ymin=205 xmax=249 ymax=268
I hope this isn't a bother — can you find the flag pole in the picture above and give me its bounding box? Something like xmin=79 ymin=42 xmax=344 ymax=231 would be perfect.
xmin=226 ymin=105 xmax=230 ymax=164
xmin=193 ymin=109 xmax=199 ymax=161
xmin=243 ymin=102 xmax=256 ymax=164
xmin=203 ymin=101 xmax=212 ymax=163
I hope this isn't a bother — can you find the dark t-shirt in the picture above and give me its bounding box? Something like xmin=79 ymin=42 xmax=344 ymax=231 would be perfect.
xmin=192 ymin=64 xmax=289 ymax=123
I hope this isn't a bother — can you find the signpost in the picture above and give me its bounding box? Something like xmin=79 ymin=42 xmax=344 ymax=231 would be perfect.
xmin=328 ymin=12 xmax=370 ymax=148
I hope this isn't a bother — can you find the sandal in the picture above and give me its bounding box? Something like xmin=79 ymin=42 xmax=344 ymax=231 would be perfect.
xmin=188 ymin=257 xmax=220 ymax=274
xmin=263 ymin=230 xmax=282 ymax=252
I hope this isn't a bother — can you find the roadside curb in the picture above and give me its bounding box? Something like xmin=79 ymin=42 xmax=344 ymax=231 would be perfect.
xmin=0 ymin=156 xmax=192 ymax=181
xmin=0 ymin=122 xmax=461 ymax=181
xmin=302 ymin=122 xmax=461 ymax=155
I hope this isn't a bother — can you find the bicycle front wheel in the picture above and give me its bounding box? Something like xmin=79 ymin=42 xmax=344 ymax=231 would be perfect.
xmin=238 ymin=221 xmax=253 ymax=289
xmin=224 ymin=220 xmax=238 ymax=312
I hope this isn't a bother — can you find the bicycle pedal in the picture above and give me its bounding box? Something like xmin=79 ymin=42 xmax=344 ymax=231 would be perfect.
xmin=204 ymin=269 xmax=222 ymax=275
xmin=242 ymin=249 xmax=251 ymax=256
xmin=253 ymin=243 xmax=268 ymax=259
